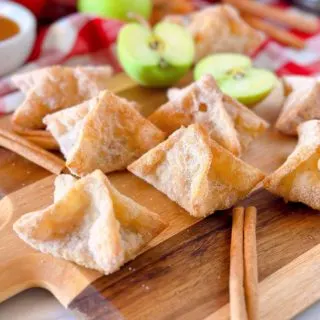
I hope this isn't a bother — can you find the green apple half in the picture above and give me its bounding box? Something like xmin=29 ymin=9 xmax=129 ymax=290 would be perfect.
xmin=117 ymin=22 xmax=195 ymax=87
xmin=194 ymin=53 xmax=277 ymax=106
xmin=78 ymin=0 xmax=152 ymax=21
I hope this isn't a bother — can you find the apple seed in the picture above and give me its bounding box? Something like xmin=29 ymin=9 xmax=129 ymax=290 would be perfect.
xmin=159 ymin=57 xmax=169 ymax=68
xmin=149 ymin=40 xmax=160 ymax=50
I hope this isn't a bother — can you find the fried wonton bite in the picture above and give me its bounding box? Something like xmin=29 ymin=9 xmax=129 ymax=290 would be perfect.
xmin=165 ymin=4 xmax=264 ymax=62
xmin=128 ymin=124 xmax=265 ymax=217
xmin=12 ymin=65 xmax=113 ymax=129
xmin=13 ymin=170 xmax=166 ymax=275
xmin=282 ymin=76 xmax=317 ymax=95
xmin=276 ymin=78 xmax=320 ymax=136
xmin=264 ymin=120 xmax=320 ymax=210
xmin=44 ymin=90 xmax=165 ymax=176
xmin=149 ymin=74 xmax=269 ymax=156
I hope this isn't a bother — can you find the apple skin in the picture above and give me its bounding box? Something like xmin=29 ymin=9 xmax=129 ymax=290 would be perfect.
xmin=118 ymin=60 xmax=190 ymax=88
xmin=117 ymin=22 xmax=194 ymax=88
xmin=78 ymin=0 xmax=152 ymax=21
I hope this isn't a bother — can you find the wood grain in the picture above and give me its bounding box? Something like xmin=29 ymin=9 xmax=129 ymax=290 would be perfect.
xmin=0 ymin=146 xmax=49 ymax=197
xmin=0 ymin=175 xmax=106 ymax=303
xmin=69 ymin=192 xmax=320 ymax=320
xmin=0 ymin=128 xmax=65 ymax=174
xmin=208 ymin=234 xmax=320 ymax=320
xmin=1 ymin=72 xmax=319 ymax=320
xmin=0 ymin=125 xmax=307 ymax=320
xmin=0 ymin=170 xmax=201 ymax=306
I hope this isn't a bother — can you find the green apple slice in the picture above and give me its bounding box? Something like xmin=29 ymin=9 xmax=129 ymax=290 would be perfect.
xmin=219 ymin=68 xmax=277 ymax=106
xmin=117 ymin=22 xmax=194 ymax=87
xmin=194 ymin=53 xmax=252 ymax=81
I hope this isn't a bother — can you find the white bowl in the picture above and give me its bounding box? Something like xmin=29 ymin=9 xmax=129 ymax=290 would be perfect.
xmin=0 ymin=1 xmax=36 ymax=77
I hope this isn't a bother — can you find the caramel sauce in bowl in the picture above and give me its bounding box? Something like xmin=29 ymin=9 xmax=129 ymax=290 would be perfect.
xmin=0 ymin=15 xmax=20 ymax=41
xmin=0 ymin=1 xmax=36 ymax=76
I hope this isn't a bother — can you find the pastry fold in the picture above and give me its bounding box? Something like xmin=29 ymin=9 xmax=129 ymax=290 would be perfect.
xmin=44 ymin=90 xmax=165 ymax=176
xmin=149 ymin=74 xmax=269 ymax=156
xmin=264 ymin=120 xmax=320 ymax=210
xmin=165 ymin=4 xmax=264 ymax=62
xmin=12 ymin=65 xmax=113 ymax=129
xmin=14 ymin=170 xmax=166 ymax=275
xmin=276 ymin=78 xmax=320 ymax=135
xmin=128 ymin=124 xmax=265 ymax=217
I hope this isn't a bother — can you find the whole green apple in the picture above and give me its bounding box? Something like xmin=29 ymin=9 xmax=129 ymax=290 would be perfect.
xmin=78 ymin=0 xmax=152 ymax=21
xmin=117 ymin=22 xmax=195 ymax=87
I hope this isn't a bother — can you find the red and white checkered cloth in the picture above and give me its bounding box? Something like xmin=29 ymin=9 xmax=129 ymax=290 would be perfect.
xmin=0 ymin=0 xmax=319 ymax=113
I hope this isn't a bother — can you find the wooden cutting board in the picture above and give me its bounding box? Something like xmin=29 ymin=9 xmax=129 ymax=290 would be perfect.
xmin=1 ymin=73 xmax=320 ymax=320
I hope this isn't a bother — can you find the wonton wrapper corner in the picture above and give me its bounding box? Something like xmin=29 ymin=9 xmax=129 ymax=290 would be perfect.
xmin=264 ymin=119 xmax=320 ymax=211
xmin=276 ymin=78 xmax=320 ymax=136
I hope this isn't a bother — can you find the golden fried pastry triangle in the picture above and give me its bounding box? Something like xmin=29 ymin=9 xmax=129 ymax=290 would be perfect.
xmin=149 ymin=74 xmax=269 ymax=156
xmin=165 ymin=4 xmax=264 ymax=62
xmin=44 ymin=90 xmax=165 ymax=176
xmin=128 ymin=124 xmax=265 ymax=217
xmin=12 ymin=65 xmax=113 ymax=129
xmin=276 ymin=78 xmax=320 ymax=135
xmin=13 ymin=170 xmax=166 ymax=275
xmin=264 ymin=120 xmax=320 ymax=210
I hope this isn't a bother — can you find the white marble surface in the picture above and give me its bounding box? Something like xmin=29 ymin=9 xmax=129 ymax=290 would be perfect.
xmin=0 ymin=288 xmax=319 ymax=320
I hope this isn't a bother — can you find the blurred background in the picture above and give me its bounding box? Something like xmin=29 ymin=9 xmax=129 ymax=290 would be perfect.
xmin=11 ymin=0 xmax=319 ymax=26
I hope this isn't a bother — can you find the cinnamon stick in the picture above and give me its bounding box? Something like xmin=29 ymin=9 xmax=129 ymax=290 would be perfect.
xmin=0 ymin=128 xmax=65 ymax=175
xmin=244 ymin=206 xmax=259 ymax=320
xmin=243 ymin=14 xmax=305 ymax=49
xmin=230 ymin=207 xmax=248 ymax=320
xmin=12 ymin=124 xmax=52 ymax=137
xmin=26 ymin=135 xmax=59 ymax=150
xmin=11 ymin=124 xmax=58 ymax=150
xmin=224 ymin=0 xmax=319 ymax=33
